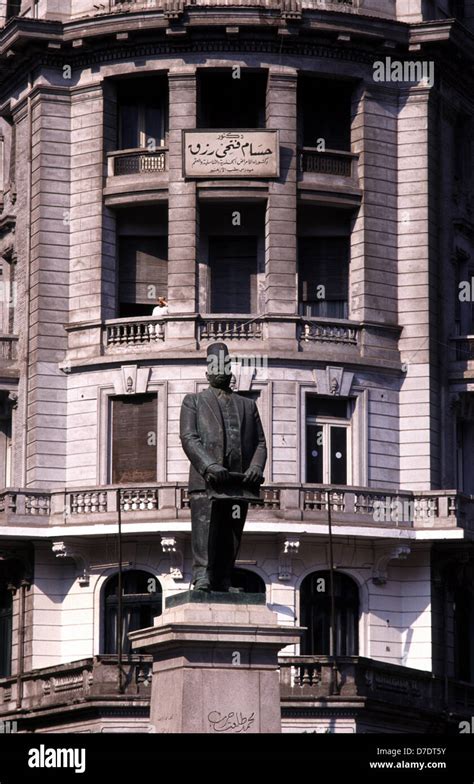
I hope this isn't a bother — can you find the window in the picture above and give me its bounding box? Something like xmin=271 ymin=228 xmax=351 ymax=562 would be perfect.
xmin=104 ymin=570 xmax=162 ymax=655
xmin=300 ymin=78 xmax=352 ymax=151
xmin=117 ymin=78 xmax=167 ymax=150
xmin=0 ymin=586 xmax=12 ymax=677
xmin=209 ymin=237 xmax=258 ymax=314
xmin=110 ymin=394 xmax=157 ymax=484
xmin=306 ymin=397 xmax=351 ymax=485
xmin=118 ymin=236 xmax=168 ymax=318
xmin=456 ymin=419 xmax=474 ymax=494
xmin=300 ymin=570 xmax=359 ymax=656
xmin=231 ymin=568 xmax=266 ymax=594
xmin=6 ymin=1 xmax=21 ymax=19
xmin=198 ymin=71 xmax=267 ymax=129
xmin=0 ymin=393 xmax=12 ymax=489
xmin=298 ymin=237 xmax=349 ymax=319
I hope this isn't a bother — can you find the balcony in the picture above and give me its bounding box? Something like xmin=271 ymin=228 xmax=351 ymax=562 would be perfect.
xmin=0 ymin=656 xmax=152 ymax=729
xmin=298 ymin=318 xmax=359 ymax=346
xmin=107 ymin=149 xmax=168 ymax=177
xmin=280 ymin=656 xmax=474 ymax=729
xmin=0 ymin=654 xmax=471 ymax=732
xmin=105 ymin=148 xmax=168 ymax=206
xmin=0 ymin=484 xmax=471 ymax=536
xmin=105 ymin=317 xmax=166 ymax=351
xmin=66 ymin=314 xmax=400 ymax=367
xmin=298 ymin=147 xmax=361 ymax=206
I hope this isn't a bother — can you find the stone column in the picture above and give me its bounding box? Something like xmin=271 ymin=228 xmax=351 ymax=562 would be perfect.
xmin=167 ymin=69 xmax=198 ymax=346
xmin=264 ymin=68 xmax=298 ymax=351
xmin=130 ymin=592 xmax=302 ymax=734
xmin=398 ymin=87 xmax=440 ymax=489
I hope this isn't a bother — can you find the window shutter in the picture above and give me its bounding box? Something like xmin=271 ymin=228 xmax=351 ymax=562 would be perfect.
xmin=119 ymin=236 xmax=168 ymax=307
xmin=111 ymin=394 xmax=157 ymax=484
xmin=209 ymin=237 xmax=258 ymax=314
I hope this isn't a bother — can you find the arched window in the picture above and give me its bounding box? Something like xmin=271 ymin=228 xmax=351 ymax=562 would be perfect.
xmin=103 ymin=570 xmax=162 ymax=655
xmin=300 ymin=570 xmax=359 ymax=656
xmin=0 ymin=586 xmax=12 ymax=677
xmin=231 ymin=568 xmax=266 ymax=594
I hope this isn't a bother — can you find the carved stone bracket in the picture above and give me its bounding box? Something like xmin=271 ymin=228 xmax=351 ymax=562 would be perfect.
xmin=372 ymin=544 xmax=411 ymax=585
xmin=161 ymin=536 xmax=184 ymax=580
xmin=278 ymin=536 xmax=300 ymax=581
xmin=52 ymin=541 xmax=90 ymax=586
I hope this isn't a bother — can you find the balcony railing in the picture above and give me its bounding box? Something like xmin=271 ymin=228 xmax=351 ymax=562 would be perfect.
xmin=299 ymin=318 xmax=359 ymax=345
xmin=199 ymin=317 xmax=263 ymax=341
xmin=105 ymin=317 xmax=166 ymax=348
xmin=0 ymin=656 xmax=153 ymax=722
xmin=107 ymin=148 xmax=168 ymax=177
xmin=279 ymin=656 xmax=474 ymax=718
xmin=299 ymin=148 xmax=358 ymax=178
xmin=0 ymin=654 xmax=471 ymax=729
xmin=0 ymin=484 xmax=471 ymax=532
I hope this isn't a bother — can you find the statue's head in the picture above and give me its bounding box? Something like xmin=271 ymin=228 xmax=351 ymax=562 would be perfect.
xmin=206 ymin=342 xmax=232 ymax=390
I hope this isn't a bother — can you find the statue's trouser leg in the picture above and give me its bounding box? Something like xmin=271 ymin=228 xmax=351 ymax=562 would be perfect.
xmin=189 ymin=493 xmax=214 ymax=586
xmin=211 ymin=500 xmax=248 ymax=589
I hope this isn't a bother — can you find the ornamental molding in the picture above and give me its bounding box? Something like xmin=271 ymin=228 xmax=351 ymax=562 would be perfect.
xmin=313 ymin=365 xmax=354 ymax=397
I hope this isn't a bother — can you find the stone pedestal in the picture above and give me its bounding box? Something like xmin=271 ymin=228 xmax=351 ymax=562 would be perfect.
xmin=129 ymin=591 xmax=303 ymax=734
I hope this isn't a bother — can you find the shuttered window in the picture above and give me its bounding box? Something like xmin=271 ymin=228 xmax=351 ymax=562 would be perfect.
xmin=299 ymin=237 xmax=349 ymax=318
xmin=209 ymin=237 xmax=258 ymax=314
xmin=119 ymin=236 xmax=167 ymax=317
xmin=111 ymin=394 xmax=157 ymax=484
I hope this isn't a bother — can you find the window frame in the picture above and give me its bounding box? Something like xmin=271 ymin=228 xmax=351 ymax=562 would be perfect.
xmin=118 ymin=101 xmax=166 ymax=151
xmin=102 ymin=569 xmax=163 ymax=656
xmin=98 ymin=381 xmax=168 ymax=486
xmin=305 ymin=397 xmax=352 ymax=486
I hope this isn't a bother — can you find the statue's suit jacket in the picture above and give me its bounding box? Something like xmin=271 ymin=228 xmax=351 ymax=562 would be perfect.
xmin=180 ymin=387 xmax=267 ymax=494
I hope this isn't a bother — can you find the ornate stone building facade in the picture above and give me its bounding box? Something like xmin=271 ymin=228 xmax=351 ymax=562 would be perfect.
xmin=0 ymin=0 xmax=473 ymax=733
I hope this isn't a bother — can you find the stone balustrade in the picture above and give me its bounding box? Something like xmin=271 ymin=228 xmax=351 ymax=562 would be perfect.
xmin=0 ymin=484 xmax=470 ymax=532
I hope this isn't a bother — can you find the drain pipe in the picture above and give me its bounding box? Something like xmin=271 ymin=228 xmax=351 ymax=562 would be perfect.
xmin=15 ymin=579 xmax=27 ymax=710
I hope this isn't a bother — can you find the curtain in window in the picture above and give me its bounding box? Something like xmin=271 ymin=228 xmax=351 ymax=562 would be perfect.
xmin=299 ymin=237 xmax=349 ymax=319
xmin=209 ymin=237 xmax=258 ymax=314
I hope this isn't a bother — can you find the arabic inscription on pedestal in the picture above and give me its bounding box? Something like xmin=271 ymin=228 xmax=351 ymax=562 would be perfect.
xmin=183 ymin=130 xmax=279 ymax=178
xmin=208 ymin=710 xmax=256 ymax=733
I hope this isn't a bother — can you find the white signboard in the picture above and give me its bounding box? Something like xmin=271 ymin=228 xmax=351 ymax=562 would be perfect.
xmin=183 ymin=130 xmax=279 ymax=178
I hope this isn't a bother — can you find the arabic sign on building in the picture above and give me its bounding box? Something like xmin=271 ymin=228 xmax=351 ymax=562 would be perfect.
xmin=183 ymin=130 xmax=279 ymax=178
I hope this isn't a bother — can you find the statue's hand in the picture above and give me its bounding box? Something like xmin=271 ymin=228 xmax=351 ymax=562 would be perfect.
xmin=204 ymin=464 xmax=229 ymax=489
xmin=243 ymin=466 xmax=264 ymax=486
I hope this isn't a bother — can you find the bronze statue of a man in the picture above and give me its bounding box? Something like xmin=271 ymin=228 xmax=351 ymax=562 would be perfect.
xmin=180 ymin=343 xmax=267 ymax=592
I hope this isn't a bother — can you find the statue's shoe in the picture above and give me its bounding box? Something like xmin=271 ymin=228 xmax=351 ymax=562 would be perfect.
xmin=193 ymin=580 xmax=211 ymax=592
